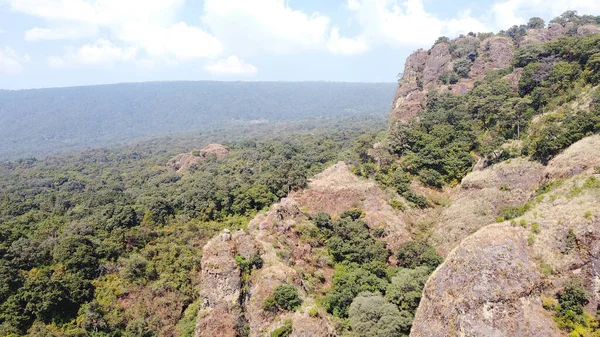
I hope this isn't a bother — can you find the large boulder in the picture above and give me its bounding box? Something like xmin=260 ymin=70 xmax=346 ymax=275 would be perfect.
xmin=411 ymin=136 xmax=600 ymax=337
xmin=167 ymin=143 xmax=230 ymax=173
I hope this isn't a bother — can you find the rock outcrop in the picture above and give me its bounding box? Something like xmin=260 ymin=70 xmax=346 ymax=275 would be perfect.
xmin=167 ymin=143 xmax=230 ymax=173
xmin=195 ymin=161 xmax=410 ymax=336
xmin=410 ymin=136 xmax=600 ymax=337
xmin=391 ymin=35 xmax=514 ymax=122
xmin=194 ymin=230 xmax=258 ymax=337
xmin=430 ymin=158 xmax=545 ymax=256
xmin=390 ymin=20 xmax=600 ymax=123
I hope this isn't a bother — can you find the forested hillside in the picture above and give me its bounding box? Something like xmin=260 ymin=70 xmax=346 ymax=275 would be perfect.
xmin=0 ymin=114 xmax=386 ymax=336
xmin=2 ymin=10 xmax=600 ymax=337
xmin=0 ymin=82 xmax=395 ymax=160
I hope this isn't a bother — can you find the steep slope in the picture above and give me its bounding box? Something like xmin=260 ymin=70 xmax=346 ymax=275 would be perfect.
xmin=391 ymin=21 xmax=600 ymax=123
xmin=411 ymin=135 xmax=600 ymax=337
xmin=194 ymin=162 xmax=411 ymax=336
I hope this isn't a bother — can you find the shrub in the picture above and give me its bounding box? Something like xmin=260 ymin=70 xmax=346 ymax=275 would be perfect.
xmin=527 ymin=17 xmax=545 ymax=29
xmin=340 ymin=209 xmax=364 ymax=220
xmin=385 ymin=266 xmax=430 ymax=312
xmin=235 ymin=253 xmax=263 ymax=273
xmin=119 ymin=254 xmax=151 ymax=283
xmin=273 ymin=285 xmax=302 ymax=311
xmin=396 ymin=241 xmax=443 ymax=271
xmin=557 ymin=280 xmax=589 ymax=316
xmin=325 ymin=266 xmax=387 ymax=318
xmin=262 ymin=296 xmax=278 ymax=313
xmin=349 ymin=293 xmax=411 ymax=337
xmin=454 ymin=57 xmax=473 ymax=78
xmin=270 ymin=319 xmax=293 ymax=337
xmin=498 ymin=203 xmax=531 ymax=221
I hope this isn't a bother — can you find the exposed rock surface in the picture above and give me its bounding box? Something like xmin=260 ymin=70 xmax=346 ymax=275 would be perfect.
xmin=291 ymin=161 xmax=412 ymax=253
xmin=411 ymin=136 xmax=600 ymax=336
xmin=468 ymin=36 xmax=514 ymax=79
xmin=194 ymin=230 xmax=258 ymax=337
xmin=195 ymin=161 xmax=410 ymax=336
xmin=391 ymin=36 xmax=514 ymax=122
xmin=167 ymin=143 xmax=230 ymax=173
xmin=390 ymin=20 xmax=600 ymax=123
xmin=431 ymin=158 xmax=545 ymax=256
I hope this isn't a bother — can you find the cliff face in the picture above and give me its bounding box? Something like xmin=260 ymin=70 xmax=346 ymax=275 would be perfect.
xmin=391 ymin=35 xmax=515 ymax=122
xmin=194 ymin=162 xmax=412 ymax=337
xmin=411 ymin=136 xmax=600 ymax=337
xmin=390 ymin=22 xmax=599 ymax=123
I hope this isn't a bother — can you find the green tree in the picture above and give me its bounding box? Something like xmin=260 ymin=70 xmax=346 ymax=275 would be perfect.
xmin=396 ymin=241 xmax=443 ymax=271
xmin=272 ymin=285 xmax=302 ymax=311
xmin=349 ymin=293 xmax=412 ymax=337
xmin=527 ymin=17 xmax=545 ymax=29
xmin=385 ymin=267 xmax=430 ymax=312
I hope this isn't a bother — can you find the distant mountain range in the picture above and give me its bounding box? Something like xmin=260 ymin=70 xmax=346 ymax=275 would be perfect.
xmin=0 ymin=81 xmax=396 ymax=160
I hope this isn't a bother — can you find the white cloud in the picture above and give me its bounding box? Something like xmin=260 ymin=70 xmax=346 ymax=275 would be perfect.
xmin=202 ymin=0 xmax=332 ymax=55
xmin=204 ymin=56 xmax=257 ymax=76
xmin=118 ymin=22 xmax=222 ymax=61
xmin=346 ymin=0 xmax=491 ymax=48
xmin=48 ymin=39 xmax=137 ymax=68
xmin=25 ymin=25 xmax=98 ymax=41
xmin=492 ymin=0 xmax=600 ymax=28
xmin=327 ymin=27 xmax=369 ymax=55
xmin=7 ymin=0 xmax=222 ymax=64
xmin=0 ymin=47 xmax=28 ymax=74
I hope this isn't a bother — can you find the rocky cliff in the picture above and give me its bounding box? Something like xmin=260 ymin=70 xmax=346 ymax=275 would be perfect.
xmin=391 ymin=22 xmax=600 ymax=123
xmin=194 ymin=162 xmax=413 ymax=337
xmin=411 ymin=135 xmax=600 ymax=337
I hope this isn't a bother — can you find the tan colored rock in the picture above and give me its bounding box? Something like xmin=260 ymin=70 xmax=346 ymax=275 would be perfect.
xmin=291 ymin=161 xmax=412 ymax=252
xmin=544 ymin=135 xmax=600 ymax=179
xmin=469 ymin=37 xmax=514 ymax=79
xmin=503 ymin=68 xmax=523 ymax=91
xmin=412 ymin=225 xmax=561 ymax=337
xmin=411 ymin=136 xmax=600 ymax=337
xmin=422 ymin=42 xmax=452 ymax=87
xmin=195 ymin=230 xmax=241 ymax=337
xmin=167 ymin=143 xmax=230 ymax=173
xmin=431 ymin=158 xmax=544 ymax=256
xmin=391 ymin=49 xmax=428 ymax=122
xmin=577 ymin=24 xmax=600 ymax=36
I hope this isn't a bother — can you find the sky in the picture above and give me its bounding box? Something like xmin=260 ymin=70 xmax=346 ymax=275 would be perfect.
xmin=1 ymin=0 xmax=600 ymax=89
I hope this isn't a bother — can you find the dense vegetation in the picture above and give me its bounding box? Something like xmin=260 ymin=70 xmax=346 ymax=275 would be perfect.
xmin=308 ymin=210 xmax=442 ymax=336
xmin=355 ymin=29 xmax=600 ymax=194
xmin=0 ymin=114 xmax=385 ymax=336
xmin=0 ymin=81 xmax=395 ymax=160
xmin=543 ymin=279 xmax=600 ymax=337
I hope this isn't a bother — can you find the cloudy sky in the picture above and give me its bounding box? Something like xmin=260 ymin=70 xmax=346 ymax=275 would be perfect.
xmin=1 ymin=0 xmax=600 ymax=89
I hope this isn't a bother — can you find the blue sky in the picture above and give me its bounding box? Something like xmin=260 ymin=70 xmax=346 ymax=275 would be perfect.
xmin=1 ymin=0 xmax=600 ymax=89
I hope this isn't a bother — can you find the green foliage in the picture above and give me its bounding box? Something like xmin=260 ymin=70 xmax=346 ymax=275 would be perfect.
xmin=0 ymin=82 xmax=396 ymax=160
xmin=325 ymin=266 xmax=388 ymax=318
xmin=527 ymin=17 xmax=545 ymax=29
xmin=385 ymin=267 xmax=430 ymax=313
xmin=235 ymin=253 xmax=263 ymax=273
xmin=270 ymin=319 xmax=293 ymax=337
xmin=396 ymin=241 xmax=443 ymax=271
xmin=326 ymin=216 xmax=390 ymax=265
xmin=498 ymin=202 xmax=531 ymax=221
xmin=549 ymin=278 xmax=599 ymax=336
xmin=454 ymin=57 xmax=473 ymax=78
xmin=119 ymin=254 xmax=152 ymax=283
xmin=0 ymin=115 xmax=384 ymax=334
xmin=272 ymin=285 xmax=302 ymax=311
xmin=263 ymin=296 xmax=279 ymax=313
xmin=349 ymin=293 xmax=412 ymax=337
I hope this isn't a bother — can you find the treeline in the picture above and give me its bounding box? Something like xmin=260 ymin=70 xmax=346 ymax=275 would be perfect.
xmin=356 ymin=32 xmax=600 ymax=192
xmin=0 ymin=115 xmax=385 ymax=336
xmin=0 ymin=81 xmax=396 ymax=160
